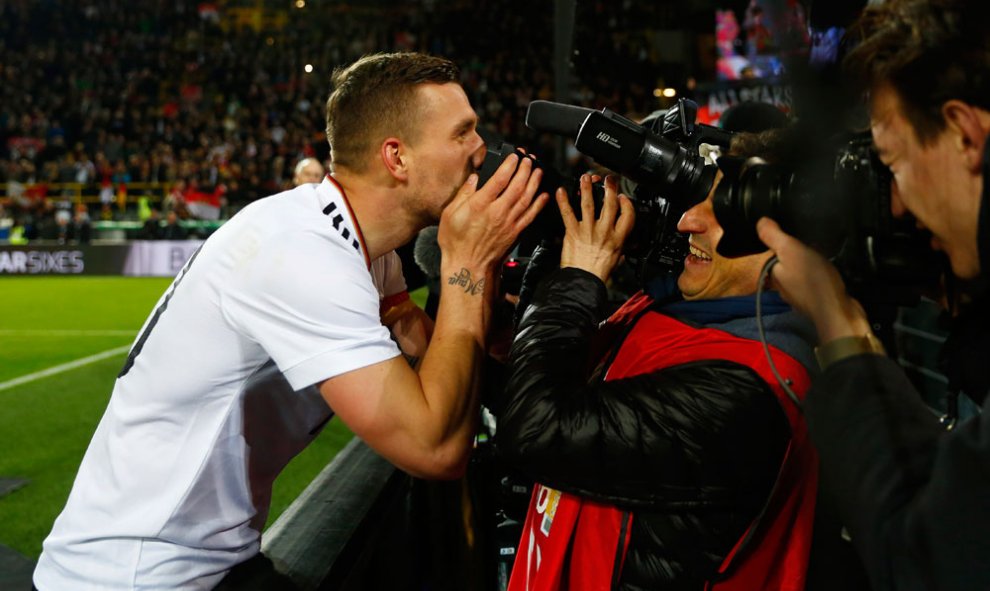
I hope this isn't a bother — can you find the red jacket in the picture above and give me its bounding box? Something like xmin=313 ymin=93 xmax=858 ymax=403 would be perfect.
xmin=505 ymin=288 xmax=817 ymax=590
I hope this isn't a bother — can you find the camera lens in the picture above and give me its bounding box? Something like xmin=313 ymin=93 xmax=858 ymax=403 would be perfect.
xmin=712 ymin=157 xmax=791 ymax=257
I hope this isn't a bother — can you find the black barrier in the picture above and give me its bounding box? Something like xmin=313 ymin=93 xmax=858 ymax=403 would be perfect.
xmin=253 ymin=438 xmax=488 ymax=591
xmin=258 ymin=438 xmax=402 ymax=590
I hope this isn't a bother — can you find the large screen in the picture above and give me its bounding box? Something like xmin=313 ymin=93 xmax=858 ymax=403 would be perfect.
xmin=716 ymin=0 xmax=810 ymax=80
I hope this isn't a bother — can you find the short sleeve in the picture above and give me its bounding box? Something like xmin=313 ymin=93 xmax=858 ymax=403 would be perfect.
xmin=221 ymin=229 xmax=400 ymax=391
xmin=371 ymin=250 xmax=409 ymax=299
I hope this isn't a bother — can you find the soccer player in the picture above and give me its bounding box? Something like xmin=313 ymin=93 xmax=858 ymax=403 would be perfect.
xmin=34 ymin=52 xmax=547 ymax=590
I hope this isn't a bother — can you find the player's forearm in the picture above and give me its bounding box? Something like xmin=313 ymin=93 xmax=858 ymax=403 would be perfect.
xmin=411 ymin=264 xmax=493 ymax=472
xmin=433 ymin=263 xmax=494 ymax=345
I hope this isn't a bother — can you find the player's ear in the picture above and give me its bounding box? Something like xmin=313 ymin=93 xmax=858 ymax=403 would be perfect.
xmin=380 ymin=138 xmax=409 ymax=181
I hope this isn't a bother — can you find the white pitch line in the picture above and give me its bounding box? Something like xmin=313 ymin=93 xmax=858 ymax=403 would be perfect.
xmin=0 ymin=329 xmax=137 ymax=337
xmin=0 ymin=345 xmax=132 ymax=392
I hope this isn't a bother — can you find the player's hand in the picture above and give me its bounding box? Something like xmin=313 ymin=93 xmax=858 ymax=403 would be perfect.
xmin=438 ymin=153 xmax=548 ymax=275
xmin=757 ymin=217 xmax=871 ymax=341
xmin=558 ymin=174 xmax=634 ymax=283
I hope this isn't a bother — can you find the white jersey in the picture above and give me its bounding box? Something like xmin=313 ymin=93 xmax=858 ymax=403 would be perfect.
xmin=35 ymin=178 xmax=402 ymax=590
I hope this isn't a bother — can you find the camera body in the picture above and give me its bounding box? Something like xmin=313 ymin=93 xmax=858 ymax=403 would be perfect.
xmin=477 ymin=99 xmax=731 ymax=274
xmin=712 ymin=130 xmax=945 ymax=303
xmin=478 ymin=97 xmax=943 ymax=303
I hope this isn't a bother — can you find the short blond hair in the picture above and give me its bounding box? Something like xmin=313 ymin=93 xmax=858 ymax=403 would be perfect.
xmin=325 ymin=52 xmax=459 ymax=172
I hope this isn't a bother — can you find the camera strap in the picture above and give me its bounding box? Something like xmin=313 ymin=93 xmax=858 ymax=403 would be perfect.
xmin=757 ymin=256 xmax=803 ymax=410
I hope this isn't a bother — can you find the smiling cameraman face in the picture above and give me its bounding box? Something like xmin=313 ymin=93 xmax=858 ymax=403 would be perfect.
xmin=677 ymin=171 xmax=774 ymax=300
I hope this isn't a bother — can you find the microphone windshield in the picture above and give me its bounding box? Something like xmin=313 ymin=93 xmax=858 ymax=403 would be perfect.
xmin=413 ymin=225 xmax=442 ymax=279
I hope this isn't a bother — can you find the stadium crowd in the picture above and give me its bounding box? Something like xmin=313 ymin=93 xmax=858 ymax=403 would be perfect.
xmin=0 ymin=0 xmax=683 ymax=241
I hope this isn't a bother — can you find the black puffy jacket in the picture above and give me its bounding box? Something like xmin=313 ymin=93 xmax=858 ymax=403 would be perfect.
xmin=497 ymin=268 xmax=810 ymax=590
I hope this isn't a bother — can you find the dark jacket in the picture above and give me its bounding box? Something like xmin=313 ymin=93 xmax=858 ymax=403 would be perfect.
xmin=498 ymin=268 xmax=816 ymax=590
xmin=807 ymin=354 xmax=990 ymax=591
xmin=161 ymin=221 xmax=188 ymax=240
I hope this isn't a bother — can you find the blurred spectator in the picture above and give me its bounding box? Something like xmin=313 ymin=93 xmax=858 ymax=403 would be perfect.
xmin=48 ymin=208 xmax=73 ymax=243
xmin=0 ymin=203 xmax=13 ymax=241
xmin=71 ymin=203 xmax=92 ymax=243
xmin=99 ymin=202 xmax=116 ymax=221
xmin=161 ymin=210 xmax=188 ymax=240
xmin=292 ymin=157 xmax=325 ymax=186
xmin=138 ymin=208 xmax=163 ymax=240
xmin=163 ymin=179 xmax=190 ymax=218
xmin=34 ymin=202 xmax=59 ymax=241
xmin=8 ymin=219 xmax=28 ymax=244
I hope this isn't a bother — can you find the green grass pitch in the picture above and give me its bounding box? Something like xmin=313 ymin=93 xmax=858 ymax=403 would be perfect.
xmin=0 ymin=276 xmax=361 ymax=558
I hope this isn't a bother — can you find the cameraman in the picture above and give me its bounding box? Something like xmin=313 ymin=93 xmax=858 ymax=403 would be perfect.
xmin=497 ymin=132 xmax=846 ymax=590
xmin=758 ymin=0 xmax=990 ymax=588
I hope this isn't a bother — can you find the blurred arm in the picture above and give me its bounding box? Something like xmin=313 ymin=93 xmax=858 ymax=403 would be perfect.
xmin=382 ymin=294 xmax=434 ymax=364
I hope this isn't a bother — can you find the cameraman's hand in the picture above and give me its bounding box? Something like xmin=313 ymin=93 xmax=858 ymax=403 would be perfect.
xmin=438 ymin=153 xmax=549 ymax=276
xmin=757 ymin=217 xmax=872 ymax=342
xmin=559 ymin=174 xmax=634 ymax=283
